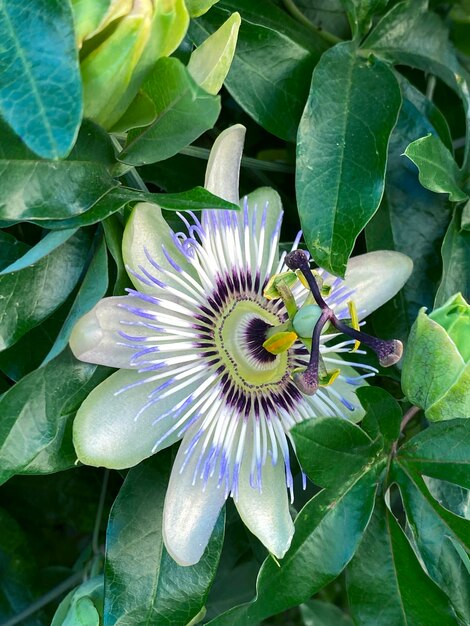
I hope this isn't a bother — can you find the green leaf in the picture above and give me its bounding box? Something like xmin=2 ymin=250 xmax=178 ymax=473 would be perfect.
xmin=33 ymin=186 xmax=240 ymax=231
xmin=44 ymin=236 xmax=109 ymax=363
xmin=347 ymin=499 xmax=456 ymax=626
xmin=0 ymin=508 xmax=43 ymax=626
xmin=103 ymin=215 xmax=132 ymax=296
xmin=0 ymin=229 xmax=91 ymax=351
xmin=0 ymin=0 xmax=82 ymax=158
xmin=358 ymin=386 xmax=402 ymax=445
xmin=394 ymin=462 xmax=470 ymax=623
xmin=186 ymin=0 xmax=219 ymax=17
xmin=187 ymin=12 xmax=241 ymax=95
xmin=0 ymin=232 xmax=30 ymax=271
xmin=404 ymin=134 xmax=468 ymax=201
xmin=219 ymin=0 xmax=328 ymax=54
xmin=104 ymin=451 xmax=224 ymax=625
xmin=364 ymin=0 xmax=462 ymax=92
xmin=0 ymin=119 xmax=118 ymax=221
xmin=300 ymin=600 xmax=353 ymax=626
xmin=296 ymin=41 xmax=401 ymax=276
xmin=0 ymin=349 xmax=106 ymax=484
xmin=365 ymin=82 xmax=454 ymax=342
xmin=19 ymin=365 xmax=110 ymax=476
xmin=397 ymin=420 xmax=470 ymax=490
xmin=340 ymin=0 xmax=389 ymax=37
xmin=435 ymin=205 xmax=470 ymax=306
xmin=189 ymin=6 xmax=321 ymax=142
xmin=120 ymin=57 xmax=221 ymax=166
xmin=207 ymin=465 xmax=382 ymax=625
xmin=292 ymin=417 xmax=378 ymax=490
xmin=0 ymin=228 xmax=77 ymax=274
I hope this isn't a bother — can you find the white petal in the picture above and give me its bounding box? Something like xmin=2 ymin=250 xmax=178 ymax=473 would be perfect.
xmin=234 ymin=423 xmax=294 ymax=558
xmin=338 ymin=251 xmax=413 ymax=320
xmin=204 ymin=124 xmax=246 ymax=202
xmin=321 ymin=362 xmax=368 ymax=423
xmin=73 ymin=369 xmax=201 ymax=469
xmin=163 ymin=424 xmax=227 ymax=566
xmin=122 ymin=202 xmax=197 ymax=295
xmin=70 ymin=296 xmax=147 ymax=368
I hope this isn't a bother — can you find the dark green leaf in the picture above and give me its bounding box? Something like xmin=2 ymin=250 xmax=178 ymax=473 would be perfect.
xmin=0 ymin=349 xmax=104 ymax=484
xmin=0 ymin=232 xmax=30 ymax=271
xmin=300 ymin=600 xmax=353 ymax=626
xmin=0 ymin=297 xmax=72 ymax=381
xmin=365 ymin=82 xmax=453 ymax=341
xmin=394 ymin=462 xmax=470 ymax=623
xmin=0 ymin=508 xmax=43 ymax=625
xmin=424 ymin=477 xmax=470 ymax=519
xmin=103 ymin=215 xmax=132 ymax=296
xmin=364 ymin=0 xmax=462 ymax=92
xmin=207 ymin=466 xmax=381 ymax=625
xmin=45 ymin=236 xmax=109 ymax=363
xmin=347 ymin=499 xmax=456 ymax=626
xmin=0 ymin=119 xmax=118 ymax=221
xmin=219 ymin=0 xmax=329 ymax=54
xmin=120 ymin=57 xmax=221 ymax=166
xmin=0 ymin=0 xmax=82 ymax=158
xmin=397 ymin=420 xmax=470 ymax=489
xmin=189 ymin=6 xmax=320 ymax=142
xmin=292 ymin=417 xmax=378 ymax=490
xmin=404 ymin=134 xmax=468 ymax=201
xmin=0 ymin=228 xmax=77 ymax=273
xmin=19 ymin=366 xmax=110 ymax=476
xmin=340 ymin=0 xmax=389 ymax=37
xmin=296 ymin=41 xmax=401 ymax=276
xmin=104 ymin=451 xmax=224 ymax=626
xmin=0 ymin=229 xmax=91 ymax=350
xmin=295 ymin=0 xmax=351 ymax=40
xmin=435 ymin=204 xmax=470 ymax=306
xmin=358 ymin=386 xmax=402 ymax=445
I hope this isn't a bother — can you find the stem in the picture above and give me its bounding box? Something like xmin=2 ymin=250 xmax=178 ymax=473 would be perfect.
xmin=390 ymin=405 xmax=421 ymax=457
xmin=426 ymin=75 xmax=436 ymax=101
xmin=281 ymin=0 xmax=342 ymax=45
xmin=0 ymin=571 xmax=84 ymax=626
xmin=400 ymin=405 xmax=421 ymax=434
xmin=92 ymin=469 xmax=110 ymax=556
xmin=181 ymin=146 xmax=294 ymax=174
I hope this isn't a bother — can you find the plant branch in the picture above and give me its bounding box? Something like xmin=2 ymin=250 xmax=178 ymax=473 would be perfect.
xmin=92 ymin=469 xmax=110 ymax=555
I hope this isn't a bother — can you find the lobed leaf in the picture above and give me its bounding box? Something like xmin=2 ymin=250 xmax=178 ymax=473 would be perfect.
xmin=347 ymin=499 xmax=456 ymax=626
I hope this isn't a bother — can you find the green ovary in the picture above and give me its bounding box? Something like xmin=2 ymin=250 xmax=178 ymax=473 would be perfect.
xmin=215 ymin=299 xmax=289 ymax=389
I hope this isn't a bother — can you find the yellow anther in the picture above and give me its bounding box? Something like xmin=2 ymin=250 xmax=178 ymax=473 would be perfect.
xmin=263 ymin=271 xmax=297 ymax=300
xmin=263 ymin=331 xmax=298 ymax=355
xmin=319 ymin=368 xmax=341 ymax=386
xmin=348 ymin=300 xmax=361 ymax=352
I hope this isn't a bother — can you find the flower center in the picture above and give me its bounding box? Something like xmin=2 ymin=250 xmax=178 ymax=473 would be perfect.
xmin=214 ymin=299 xmax=290 ymax=389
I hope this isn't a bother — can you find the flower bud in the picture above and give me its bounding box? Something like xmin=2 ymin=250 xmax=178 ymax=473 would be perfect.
xmin=402 ymin=293 xmax=470 ymax=421
xmin=80 ymin=0 xmax=189 ymax=129
xmin=72 ymin=0 xmax=133 ymax=47
xmin=187 ymin=12 xmax=240 ymax=95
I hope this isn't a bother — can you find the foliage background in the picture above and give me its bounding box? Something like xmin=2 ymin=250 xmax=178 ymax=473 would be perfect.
xmin=0 ymin=0 xmax=469 ymax=624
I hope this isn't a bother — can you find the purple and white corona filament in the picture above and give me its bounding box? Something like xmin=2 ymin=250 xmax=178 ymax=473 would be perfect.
xmin=70 ymin=125 xmax=412 ymax=566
